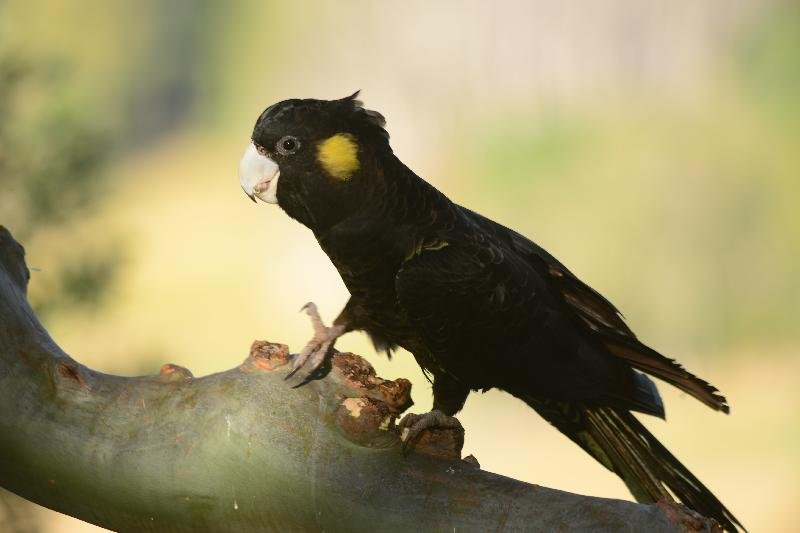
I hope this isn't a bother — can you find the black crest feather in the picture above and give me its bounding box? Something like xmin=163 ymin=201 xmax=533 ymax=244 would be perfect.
xmin=339 ymin=90 xmax=388 ymax=142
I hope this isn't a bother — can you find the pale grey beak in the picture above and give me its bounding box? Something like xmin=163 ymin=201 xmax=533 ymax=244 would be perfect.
xmin=239 ymin=143 xmax=280 ymax=204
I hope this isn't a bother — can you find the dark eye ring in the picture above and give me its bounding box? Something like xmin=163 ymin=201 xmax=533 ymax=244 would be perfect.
xmin=276 ymin=135 xmax=300 ymax=155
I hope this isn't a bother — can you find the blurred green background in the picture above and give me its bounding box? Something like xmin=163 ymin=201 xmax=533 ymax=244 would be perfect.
xmin=1 ymin=0 xmax=798 ymax=531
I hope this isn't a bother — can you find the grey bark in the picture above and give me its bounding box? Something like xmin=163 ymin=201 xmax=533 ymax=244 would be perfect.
xmin=0 ymin=226 xmax=718 ymax=532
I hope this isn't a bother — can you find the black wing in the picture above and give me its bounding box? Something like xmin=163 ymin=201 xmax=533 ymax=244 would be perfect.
xmin=460 ymin=207 xmax=729 ymax=413
xmin=394 ymin=225 xmax=663 ymax=416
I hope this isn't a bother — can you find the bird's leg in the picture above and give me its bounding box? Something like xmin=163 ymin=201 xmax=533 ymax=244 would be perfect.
xmin=398 ymin=374 xmax=469 ymax=451
xmin=285 ymin=302 xmax=347 ymax=382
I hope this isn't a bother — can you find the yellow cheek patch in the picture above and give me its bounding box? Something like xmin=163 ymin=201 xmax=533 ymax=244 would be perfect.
xmin=317 ymin=133 xmax=360 ymax=180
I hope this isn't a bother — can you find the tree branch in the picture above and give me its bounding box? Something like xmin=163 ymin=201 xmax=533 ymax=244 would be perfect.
xmin=0 ymin=226 xmax=718 ymax=532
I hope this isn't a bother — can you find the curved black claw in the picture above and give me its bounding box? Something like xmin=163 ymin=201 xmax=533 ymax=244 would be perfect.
xmin=397 ymin=409 xmax=463 ymax=454
xmin=285 ymin=302 xmax=345 ymax=384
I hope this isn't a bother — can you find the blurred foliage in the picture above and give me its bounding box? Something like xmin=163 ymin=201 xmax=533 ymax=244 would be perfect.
xmin=0 ymin=46 xmax=121 ymax=320
xmin=0 ymin=0 xmax=222 ymax=320
xmin=0 ymin=60 xmax=110 ymax=235
xmin=30 ymin=244 xmax=125 ymax=319
xmin=737 ymin=1 xmax=800 ymax=127
xmin=477 ymin=114 xmax=591 ymax=188
xmin=118 ymin=0 xmax=220 ymax=143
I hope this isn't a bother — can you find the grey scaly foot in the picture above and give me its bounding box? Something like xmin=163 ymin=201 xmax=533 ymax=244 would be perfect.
xmin=285 ymin=302 xmax=346 ymax=382
xmin=397 ymin=409 xmax=463 ymax=452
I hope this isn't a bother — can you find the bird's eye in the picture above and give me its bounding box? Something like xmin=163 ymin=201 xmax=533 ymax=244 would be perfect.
xmin=276 ymin=136 xmax=300 ymax=155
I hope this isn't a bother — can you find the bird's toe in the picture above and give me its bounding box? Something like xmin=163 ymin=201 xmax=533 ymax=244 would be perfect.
xmin=398 ymin=409 xmax=463 ymax=453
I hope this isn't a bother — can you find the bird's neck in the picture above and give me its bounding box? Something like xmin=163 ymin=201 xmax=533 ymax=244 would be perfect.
xmin=321 ymin=155 xmax=452 ymax=237
xmin=313 ymin=154 xmax=455 ymax=282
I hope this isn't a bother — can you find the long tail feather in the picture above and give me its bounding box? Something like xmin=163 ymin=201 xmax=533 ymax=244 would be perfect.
xmin=582 ymin=405 xmax=743 ymax=532
xmin=526 ymin=397 xmax=744 ymax=532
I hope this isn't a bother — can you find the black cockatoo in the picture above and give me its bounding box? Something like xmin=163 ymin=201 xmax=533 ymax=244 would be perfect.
xmin=238 ymin=92 xmax=742 ymax=531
